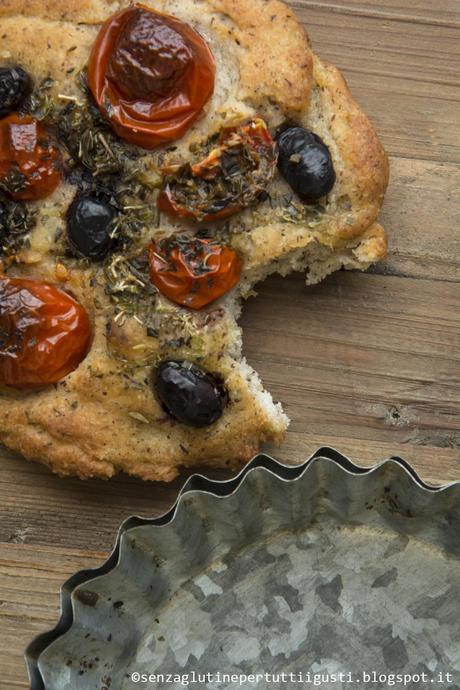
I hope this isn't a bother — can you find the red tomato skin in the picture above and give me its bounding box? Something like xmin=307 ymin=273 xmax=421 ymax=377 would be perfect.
xmin=88 ymin=5 xmax=215 ymax=149
xmin=0 ymin=114 xmax=61 ymax=201
xmin=157 ymin=187 xmax=239 ymax=223
xmin=0 ymin=277 xmax=92 ymax=388
xmin=157 ymin=118 xmax=277 ymax=222
xmin=148 ymin=239 xmax=242 ymax=310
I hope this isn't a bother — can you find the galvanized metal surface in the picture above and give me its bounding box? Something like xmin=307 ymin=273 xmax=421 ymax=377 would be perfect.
xmin=26 ymin=448 xmax=460 ymax=690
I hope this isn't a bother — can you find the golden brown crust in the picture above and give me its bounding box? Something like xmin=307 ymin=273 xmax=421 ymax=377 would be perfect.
xmin=0 ymin=348 xmax=286 ymax=482
xmin=0 ymin=16 xmax=96 ymax=98
xmin=231 ymin=55 xmax=389 ymax=273
xmin=0 ymin=0 xmax=115 ymax=23
xmin=0 ymin=269 xmax=287 ymax=481
xmin=208 ymin=0 xmax=313 ymax=112
xmin=0 ymin=382 xmax=283 ymax=481
xmin=313 ymin=57 xmax=389 ymax=242
xmin=0 ymin=0 xmax=388 ymax=481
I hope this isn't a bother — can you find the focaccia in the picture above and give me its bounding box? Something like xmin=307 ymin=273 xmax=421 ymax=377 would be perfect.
xmin=0 ymin=0 xmax=388 ymax=480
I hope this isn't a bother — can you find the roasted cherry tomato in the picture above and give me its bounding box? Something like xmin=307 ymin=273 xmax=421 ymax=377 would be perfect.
xmin=158 ymin=118 xmax=277 ymax=223
xmin=0 ymin=114 xmax=61 ymax=200
xmin=148 ymin=236 xmax=241 ymax=310
xmin=88 ymin=5 xmax=215 ymax=149
xmin=0 ymin=277 xmax=91 ymax=388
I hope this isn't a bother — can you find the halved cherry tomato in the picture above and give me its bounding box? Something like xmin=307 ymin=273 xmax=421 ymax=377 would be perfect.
xmin=157 ymin=118 xmax=277 ymax=222
xmin=0 ymin=114 xmax=61 ymax=200
xmin=148 ymin=236 xmax=241 ymax=310
xmin=0 ymin=277 xmax=91 ymax=388
xmin=88 ymin=5 xmax=215 ymax=149
xmin=157 ymin=186 xmax=238 ymax=224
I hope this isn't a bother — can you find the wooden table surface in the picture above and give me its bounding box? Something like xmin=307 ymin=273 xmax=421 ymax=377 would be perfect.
xmin=1 ymin=1 xmax=460 ymax=686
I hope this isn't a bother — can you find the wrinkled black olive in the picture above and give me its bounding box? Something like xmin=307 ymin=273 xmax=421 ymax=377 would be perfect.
xmin=276 ymin=125 xmax=335 ymax=201
xmin=67 ymin=195 xmax=116 ymax=260
xmin=154 ymin=360 xmax=227 ymax=427
xmin=0 ymin=66 xmax=33 ymax=118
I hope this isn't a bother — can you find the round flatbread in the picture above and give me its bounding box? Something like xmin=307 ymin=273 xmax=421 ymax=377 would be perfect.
xmin=0 ymin=0 xmax=388 ymax=480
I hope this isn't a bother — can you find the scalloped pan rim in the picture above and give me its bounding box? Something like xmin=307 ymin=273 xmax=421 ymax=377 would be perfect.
xmin=25 ymin=446 xmax=460 ymax=690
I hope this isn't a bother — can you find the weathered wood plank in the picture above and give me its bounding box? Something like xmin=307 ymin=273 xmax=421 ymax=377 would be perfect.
xmin=293 ymin=0 xmax=460 ymax=26
xmin=241 ymin=271 xmax=460 ymax=473
xmin=0 ymin=450 xmax=221 ymax=552
xmin=377 ymin=157 xmax=460 ymax=282
xmin=294 ymin=3 xmax=460 ymax=163
xmin=0 ymin=433 xmax=457 ymax=558
xmin=264 ymin=433 xmax=460 ymax=487
xmin=0 ymin=543 xmax=105 ymax=689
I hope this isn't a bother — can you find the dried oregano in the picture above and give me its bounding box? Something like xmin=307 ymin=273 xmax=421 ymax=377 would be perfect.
xmin=0 ymin=193 xmax=35 ymax=260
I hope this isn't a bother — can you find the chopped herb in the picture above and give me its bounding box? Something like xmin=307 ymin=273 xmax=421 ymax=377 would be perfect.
xmin=104 ymin=251 xmax=158 ymax=330
xmin=53 ymin=71 xmax=159 ymax=252
xmin=0 ymin=193 xmax=35 ymax=260
xmin=109 ymin=183 xmax=159 ymax=250
xmin=160 ymin=119 xmax=277 ymax=222
xmin=55 ymin=72 xmax=141 ymax=178
xmin=57 ymin=101 xmax=129 ymax=176
xmin=24 ymin=76 xmax=56 ymax=120
xmin=153 ymin=232 xmax=225 ymax=279
xmin=0 ymin=167 xmax=27 ymax=195
xmin=128 ymin=411 xmax=151 ymax=424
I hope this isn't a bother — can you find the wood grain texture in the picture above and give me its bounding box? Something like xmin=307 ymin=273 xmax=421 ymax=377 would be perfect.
xmin=0 ymin=1 xmax=459 ymax=687
xmin=243 ymin=271 xmax=460 ymax=473
xmin=294 ymin=0 xmax=460 ymax=26
xmin=293 ymin=0 xmax=460 ymax=163
xmin=377 ymin=158 xmax=460 ymax=281
xmin=1 ymin=543 xmax=105 ymax=688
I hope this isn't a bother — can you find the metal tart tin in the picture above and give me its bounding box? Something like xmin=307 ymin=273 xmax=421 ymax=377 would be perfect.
xmin=26 ymin=448 xmax=460 ymax=689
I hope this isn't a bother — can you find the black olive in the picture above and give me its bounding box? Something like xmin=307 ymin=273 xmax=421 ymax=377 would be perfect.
xmin=0 ymin=66 xmax=33 ymax=118
xmin=67 ymin=195 xmax=116 ymax=260
xmin=276 ymin=125 xmax=336 ymax=201
xmin=154 ymin=360 xmax=227 ymax=428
